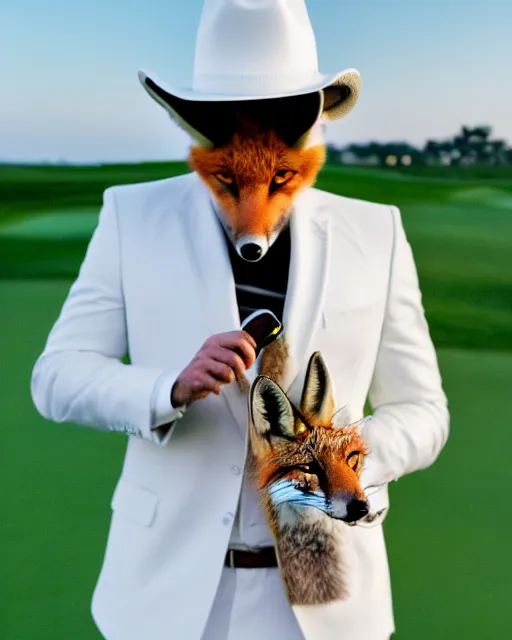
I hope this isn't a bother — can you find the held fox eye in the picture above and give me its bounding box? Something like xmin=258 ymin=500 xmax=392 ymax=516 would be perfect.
xmin=215 ymin=172 xmax=234 ymax=185
xmin=293 ymin=463 xmax=313 ymax=474
xmin=347 ymin=452 xmax=361 ymax=470
xmin=273 ymin=170 xmax=295 ymax=186
xmin=296 ymin=423 xmax=308 ymax=435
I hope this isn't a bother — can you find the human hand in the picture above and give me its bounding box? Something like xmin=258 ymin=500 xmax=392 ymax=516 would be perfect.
xmin=171 ymin=331 xmax=257 ymax=407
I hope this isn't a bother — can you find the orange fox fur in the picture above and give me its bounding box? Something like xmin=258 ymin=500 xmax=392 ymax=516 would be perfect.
xmin=189 ymin=116 xmax=325 ymax=242
xmin=249 ymin=352 xmax=368 ymax=606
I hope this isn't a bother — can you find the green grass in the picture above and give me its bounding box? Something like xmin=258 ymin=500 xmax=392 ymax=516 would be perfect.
xmin=2 ymin=279 xmax=511 ymax=639
xmin=0 ymin=162 xmax=190 ymax=219
xmin=0 ymin=208 xmax=99 ymax=239
xmin=1 ymin=281 xmax=122 ymax=639
xmin=386 ymin=348 xmax=512 ymax=638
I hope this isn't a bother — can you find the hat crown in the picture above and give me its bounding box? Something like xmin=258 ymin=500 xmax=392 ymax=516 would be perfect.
xmin=193 ymin=0 xmax=322 ymax=94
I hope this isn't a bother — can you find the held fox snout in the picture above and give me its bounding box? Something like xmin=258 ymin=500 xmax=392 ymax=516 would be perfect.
xmin=249 ymin=352 xmax=369 ymax=605
xmin=189 ymin=102 xmax=325 ymax=262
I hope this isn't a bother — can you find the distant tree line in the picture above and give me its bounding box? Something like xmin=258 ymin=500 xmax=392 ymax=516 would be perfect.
xmin=327 ymin=126 xmax=512 ymax=167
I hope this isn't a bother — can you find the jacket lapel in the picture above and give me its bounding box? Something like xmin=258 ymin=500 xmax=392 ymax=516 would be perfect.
xmin=183 ymin=177 xmax=240 ymax=335
xmin=280 ymin=188 xmax=331 ymax=393
xmin=183 ymin=178 xmax=249 ymax=436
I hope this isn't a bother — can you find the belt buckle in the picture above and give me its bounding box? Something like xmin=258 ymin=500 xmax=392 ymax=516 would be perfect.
xmin=227 ymin=549 xmax=236 ymax=569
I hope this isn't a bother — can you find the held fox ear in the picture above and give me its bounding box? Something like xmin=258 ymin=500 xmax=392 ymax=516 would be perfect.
xmin=300 ymin=352 xmax=335 ymax=426
xmin=250 ymin=376 xmax=295 ymax=446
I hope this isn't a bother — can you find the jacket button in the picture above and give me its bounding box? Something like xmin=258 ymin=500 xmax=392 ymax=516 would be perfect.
xmin=231 ymin=465 xmax=241 ymax=476
xmin=222 ymin=513 xmax=234 ymax=526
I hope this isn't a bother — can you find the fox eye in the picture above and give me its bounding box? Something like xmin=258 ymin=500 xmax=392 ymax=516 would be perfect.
xmin=293 ymin=463 xmax=314 ymax=474
xmin=273 ymin=170 xmax=295 ymax=186
xmin=347 ymin=452 xmax=362 ymax=470
xmin=215 ymin=172 xmax=234 ymax=185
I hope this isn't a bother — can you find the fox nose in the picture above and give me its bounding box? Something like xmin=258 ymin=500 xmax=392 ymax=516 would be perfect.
xmin=345 ymin=498 xmax=369 ymax=523
xmin=236 ymin=236 xmax=268 ymax=262
xmin=240 ymin=243 xmax=262 ymax=261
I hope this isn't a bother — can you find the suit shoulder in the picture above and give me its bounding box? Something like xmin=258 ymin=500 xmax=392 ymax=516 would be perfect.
xmin=310 ymin=187 xmax=397 ymax=240
xmin=311 ymin=187 xmax=394 ymax=217
xmin=105 ymin=172 xmax=198 ymax=215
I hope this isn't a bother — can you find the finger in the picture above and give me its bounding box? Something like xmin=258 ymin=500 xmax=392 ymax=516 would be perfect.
xmin=241 ymin=330 xmax=257 ymax=350
xmin=192 ymin=373 xmax=221 ymax=397
xmin=230 ymin=335 xmax=257 ymax=369
xmin=215 ymin=331 xmax=257 ymax=353
xmin=204 ymin=359 xmax=235 ymax=384
xmin=214 ymin=334 xmax=256 ymax=369
xmin=203 ymin=332 xmax=241 ymax=350
xmin=207 ymin=347 xmax=247 ymax=377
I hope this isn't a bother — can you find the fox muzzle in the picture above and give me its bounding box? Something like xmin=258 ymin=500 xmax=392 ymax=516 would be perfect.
xmin=330 ymin=495 xmax=369 ymax=523
xmin=236 ymin=235 xmax=269 ymax=262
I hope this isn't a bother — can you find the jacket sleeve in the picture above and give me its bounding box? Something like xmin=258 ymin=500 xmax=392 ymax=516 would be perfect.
xmin=30 ymin=188 xmax=184 ymax=445
xmin=361 ymin=205 xmax=450 ymax=490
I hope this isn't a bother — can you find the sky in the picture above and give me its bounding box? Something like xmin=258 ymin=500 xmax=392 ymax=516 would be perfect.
xmin=1 ymin=0 xmax=511 ymax=163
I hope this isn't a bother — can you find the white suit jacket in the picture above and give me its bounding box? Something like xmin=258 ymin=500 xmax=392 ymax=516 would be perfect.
xmin=31 ymin=172 xmax=449 ymax=640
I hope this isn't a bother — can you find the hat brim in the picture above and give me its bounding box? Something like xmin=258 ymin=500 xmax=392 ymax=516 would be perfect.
xmin=139 ymin=68 xmax=361 ymax=120
xmin=139 ymin=68 xmax=359 ymax=99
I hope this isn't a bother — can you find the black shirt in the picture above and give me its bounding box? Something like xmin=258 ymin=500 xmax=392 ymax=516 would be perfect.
xmin=222 ymin=225 xmax=291 ymax=323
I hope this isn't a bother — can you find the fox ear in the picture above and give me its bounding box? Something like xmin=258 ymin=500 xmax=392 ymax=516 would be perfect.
xmin=300 ymin=352 xmax=335 ymax=426
xmin=250 ymin=376 xmax=296 ymax=451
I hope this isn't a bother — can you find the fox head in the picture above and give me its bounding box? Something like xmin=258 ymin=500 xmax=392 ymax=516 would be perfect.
xmin=249 ymin=352 xmax=369 ymax=526
xmin=188 ymin=94 xmax=326 ymax=262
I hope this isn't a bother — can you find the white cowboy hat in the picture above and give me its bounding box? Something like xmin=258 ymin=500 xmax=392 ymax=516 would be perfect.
xmin=139 ymin=0 xmax=361 ymax=147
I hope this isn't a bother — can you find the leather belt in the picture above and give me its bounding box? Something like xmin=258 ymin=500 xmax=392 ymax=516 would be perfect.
xmin=225 ymin=547 xmax=278 ymax=569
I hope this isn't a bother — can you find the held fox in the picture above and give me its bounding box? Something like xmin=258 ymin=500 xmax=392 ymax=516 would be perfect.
xmin=249 ymin=352 xmax=369 ymax=606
